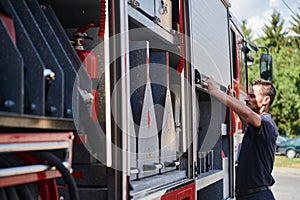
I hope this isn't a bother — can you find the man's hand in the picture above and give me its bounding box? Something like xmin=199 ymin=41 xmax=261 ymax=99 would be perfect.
xmin=205 ymin=77 xmax=218 ymax=94
xmin=227 ymin=84 xmax=234 ymax=97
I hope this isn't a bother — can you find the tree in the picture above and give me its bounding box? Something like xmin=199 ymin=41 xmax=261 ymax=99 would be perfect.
xmin=241 ymin=20 xmax=253 ymax=41
xmin=288 ymin=7 xmax=300 ymax=48
xmin=270 ymin=46 xmax=300 ymax=136
xmin=246 ymin=9 xmax=300 ymax=137
xmin=261 ymin=10 xmax=288 ymax=53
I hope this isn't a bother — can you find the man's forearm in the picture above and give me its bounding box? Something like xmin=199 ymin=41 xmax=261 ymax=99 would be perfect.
xmin=210 ymin=89 xmax=253 ymax=124
xmin=205 ymin=77 xmax=261 ymax=127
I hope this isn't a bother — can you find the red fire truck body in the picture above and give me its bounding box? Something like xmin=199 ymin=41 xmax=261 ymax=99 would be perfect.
xmin=0 ymin=0 xmax=271 ymax=199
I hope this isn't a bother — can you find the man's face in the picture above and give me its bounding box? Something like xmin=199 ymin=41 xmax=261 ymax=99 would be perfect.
xmin=245 ymin=85 xmax=265 ymax=112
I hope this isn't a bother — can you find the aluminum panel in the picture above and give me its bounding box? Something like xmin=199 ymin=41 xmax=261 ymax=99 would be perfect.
xmin=190 ymin=0 xmax=231 ymax=87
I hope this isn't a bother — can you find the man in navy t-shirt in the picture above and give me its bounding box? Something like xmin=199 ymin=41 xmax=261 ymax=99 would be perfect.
xmin=205 ymin=78 xmax=278 ymax=200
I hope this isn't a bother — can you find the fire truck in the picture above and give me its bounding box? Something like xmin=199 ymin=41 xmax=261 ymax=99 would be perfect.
xmin=0 ymin=0 xmax=272 ymax=199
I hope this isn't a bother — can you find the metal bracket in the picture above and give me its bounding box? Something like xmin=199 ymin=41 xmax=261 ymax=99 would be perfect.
xmin=129 ymin=0 xmax=140 ymax=8
xmin=153 ymin=16 xmax=161 ymax=24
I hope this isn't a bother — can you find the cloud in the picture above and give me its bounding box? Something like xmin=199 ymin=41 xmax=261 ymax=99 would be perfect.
xmin=247 ymin=16 xmax=265 ymax=38
xmin=247 ymin=9 xmax=274 ymax=38
xmin=232 ymin=5 xmax=275 ymax=39
xmin=229 ymin=0 xmax=298 ymax=39
xmin=269 ymin=0 xmax=280 ymax=8
xmin=229 ymin=0 xmax=269 ymax=20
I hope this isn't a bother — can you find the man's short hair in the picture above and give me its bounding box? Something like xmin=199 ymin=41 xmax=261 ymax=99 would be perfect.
xmin=251 ymin=79 xmax=276 ymax=106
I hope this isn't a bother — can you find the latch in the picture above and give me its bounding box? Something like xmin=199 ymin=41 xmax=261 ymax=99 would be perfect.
xmin=161 ymin=0 xmax=168 ymax=14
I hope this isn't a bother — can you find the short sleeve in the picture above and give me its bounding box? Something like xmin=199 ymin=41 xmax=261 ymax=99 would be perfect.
xmin=257 ymin=114 xmax=278 ymax=139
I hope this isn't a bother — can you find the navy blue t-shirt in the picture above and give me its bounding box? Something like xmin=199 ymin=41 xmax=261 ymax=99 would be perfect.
xmin=236 ymin=114 xmax=278 ymax=190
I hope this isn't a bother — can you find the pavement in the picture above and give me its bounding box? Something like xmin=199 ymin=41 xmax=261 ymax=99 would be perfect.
xmin=226 ymin=167 xmax=300 ymax=200
xmin=272 ymin=167 xmax=300 ymax=175
xmin=271 ymin=167 xmax=300 ymax=200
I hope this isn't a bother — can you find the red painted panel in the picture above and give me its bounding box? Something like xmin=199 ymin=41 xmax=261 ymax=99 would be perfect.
xmin=0 ymin=170 xmax=61 ymax=187
xmin=38 ymin=179 xmax=59 ymax=200
xmin=161 ymin=182 xmax=195 ymax=200
xmin=0 ymin=132 xmax=73 ymax=143
xmin=0 ymin=13 xmax=16 ymax=43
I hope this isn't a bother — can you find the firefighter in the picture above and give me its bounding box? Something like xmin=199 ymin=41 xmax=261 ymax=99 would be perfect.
xmin=205 ymin=77 xmax=278 ymax=200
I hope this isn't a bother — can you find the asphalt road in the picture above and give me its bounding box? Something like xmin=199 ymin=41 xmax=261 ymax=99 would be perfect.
xmin=271 ymin=167 xmax=300 ymax=200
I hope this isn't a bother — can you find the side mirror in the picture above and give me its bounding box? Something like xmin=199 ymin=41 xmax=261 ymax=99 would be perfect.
xmin=260 ymin=53 xmax=272 ymax=81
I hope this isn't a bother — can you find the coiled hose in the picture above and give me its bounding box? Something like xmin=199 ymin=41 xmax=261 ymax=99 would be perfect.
xmin=31 ymin=151 xmax=79 ymax=200
xmin=0 ymin=154 xmax=38 ymax=200
xmin=0 ymin=152 xmax=79 ymax=200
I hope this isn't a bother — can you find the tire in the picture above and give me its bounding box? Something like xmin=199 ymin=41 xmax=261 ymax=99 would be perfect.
xmin=286 ymin=149 xmax=296 ymax=158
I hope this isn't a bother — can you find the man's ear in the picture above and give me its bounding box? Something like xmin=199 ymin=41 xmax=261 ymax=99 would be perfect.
xmin=263 ymin=96 xmax=271 ymax=106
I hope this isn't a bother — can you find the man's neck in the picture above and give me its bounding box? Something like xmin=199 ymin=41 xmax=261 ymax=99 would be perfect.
xmin=258 ymin=105 xmax=269 ymax=114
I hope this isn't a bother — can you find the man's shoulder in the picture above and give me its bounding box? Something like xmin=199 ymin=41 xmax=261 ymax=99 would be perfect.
xmin=260 ymin=113 xmax=278 ymax=136
xmin=260 ymin=113 xmax=273 ymax=122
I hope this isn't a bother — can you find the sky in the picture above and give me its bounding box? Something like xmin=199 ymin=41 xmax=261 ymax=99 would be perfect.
xmin=229 ymin=0 xmax=300 ymax=39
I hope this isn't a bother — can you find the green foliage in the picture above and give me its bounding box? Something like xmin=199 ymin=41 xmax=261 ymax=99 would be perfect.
xmin=262 ymin=10 xmax=288 ymax=53
xmin=274 ymin=155 xmax=300 ymax=168
xmin=289 ymin=7 xmax=300 ymax=48
xmin=271 ymin=47 xmax=300 ymax=136
xmin=241 ymin=20 xmax=253 ymax=41
xmin=245 ymin=9 xmax=300 ymax=136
